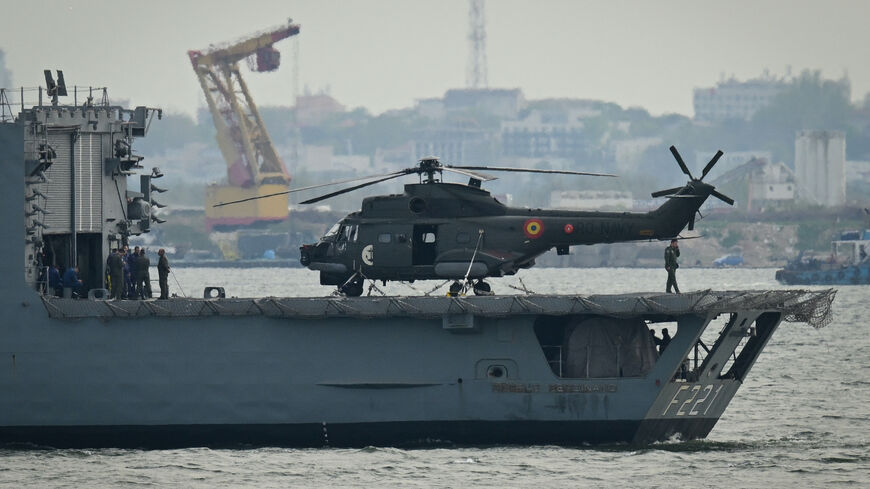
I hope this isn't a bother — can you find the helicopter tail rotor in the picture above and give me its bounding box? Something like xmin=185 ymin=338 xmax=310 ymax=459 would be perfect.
xmin=651 ymin=146 xmax=734 ymax=207
xmin=651 ymin=186 xmax=685 ymax=198
xmin=669 ymin=145 xmax=694 ymax=180
xmin=711 ymin=189 xmax=735 ymax=206
xmin=700 ymin=150 xmax=724 ymax=180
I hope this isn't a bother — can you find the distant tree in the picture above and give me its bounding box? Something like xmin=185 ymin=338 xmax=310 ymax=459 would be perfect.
xmin=258 ymin=105 xmax=296 ymax=142
xmin=582 ymin=115 xmax=609 ymax=147
xmin=136 ymin=112 xmax=202 ymax=155
xmin=750 ymin=70 xmax=853 ymax=162
xmin=845 ymin=92 xmax=870 ymax=161
xmin=297 ymin=108 xmax=426 ymax=158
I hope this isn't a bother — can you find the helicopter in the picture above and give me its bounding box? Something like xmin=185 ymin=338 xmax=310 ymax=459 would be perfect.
xmin=216 ymin=146 xmax=733 ymax=296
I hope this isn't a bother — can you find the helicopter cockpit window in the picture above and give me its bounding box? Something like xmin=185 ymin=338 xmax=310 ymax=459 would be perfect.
xmin=423 ymin=232 xmax=436 ymax=244
xmin=343 ymin=225 xmax=358 ymax=243
xmin=323 ymin=223 xmax=341 ymax=240
xmin=378 ymin=233 xmax=392 ymax=244
xmin=456 ymin=232 xmax=470 ymax=243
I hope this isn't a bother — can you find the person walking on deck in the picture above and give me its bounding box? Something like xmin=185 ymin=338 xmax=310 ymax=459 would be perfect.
xmin=665 ymin=239 xmax=681 ymax=294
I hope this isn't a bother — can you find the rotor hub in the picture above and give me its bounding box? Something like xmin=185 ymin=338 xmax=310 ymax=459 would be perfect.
xmin=418 ymin=156 xmax=442 ymax=183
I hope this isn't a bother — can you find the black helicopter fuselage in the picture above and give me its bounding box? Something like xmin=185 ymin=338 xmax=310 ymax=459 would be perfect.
xmin=300 ymin=181 xmax=711 ymax=285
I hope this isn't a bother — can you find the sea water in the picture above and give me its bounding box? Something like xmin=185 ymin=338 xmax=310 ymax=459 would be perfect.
xmin=1 ymin=267 xmax=867 ymax=488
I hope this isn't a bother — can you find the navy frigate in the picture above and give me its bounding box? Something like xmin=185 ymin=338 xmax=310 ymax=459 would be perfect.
xmin=0 ymin=79 xmax=834 ymax=448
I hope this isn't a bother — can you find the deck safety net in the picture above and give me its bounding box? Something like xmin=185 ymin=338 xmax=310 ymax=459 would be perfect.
xmin=40 ymin=289 xmax=836 ymax=328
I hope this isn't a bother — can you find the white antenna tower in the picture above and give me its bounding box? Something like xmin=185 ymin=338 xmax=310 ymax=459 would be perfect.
xmin=467 ymin=0 xmax=488 ymax=89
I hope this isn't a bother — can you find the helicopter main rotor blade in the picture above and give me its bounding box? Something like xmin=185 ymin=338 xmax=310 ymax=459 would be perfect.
xmin=286 ymin=171 xmax=408 ymax=193
xmin=212 ymin=171 xmax=408 ymax=207
xmin=669 ymin=145 xmax=694 ymax=180
xmin=700 ymin=150 xmax=724 ymax=180
xmin=299 ymin=173 xmax=408 ymax=205
xmin=711 ymin=189 xmax=735 ymax=206
xmin=441 ymin=167 xmax=497 ymax=181
xmin=651 ymin=186 xmax=684 ymax=198
xmin=449 ymin=165 xmax=617 ymax=177
xmin=213 ymin=190 xmax=290 ymax=207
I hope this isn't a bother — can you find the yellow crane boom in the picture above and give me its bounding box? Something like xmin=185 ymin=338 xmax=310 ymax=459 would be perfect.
xmin=188 ymin=20 xmax=300 ymax=230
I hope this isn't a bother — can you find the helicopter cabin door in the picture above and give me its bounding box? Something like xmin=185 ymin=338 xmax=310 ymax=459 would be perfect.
xmin=364 ymin=225 xmax=413 ymax=271
xmin=412 ymin=224 xmax=438 ymax=265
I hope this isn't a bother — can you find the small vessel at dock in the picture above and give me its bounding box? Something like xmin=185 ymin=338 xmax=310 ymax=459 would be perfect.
xmin=776 ymin=228 xmax=870 ymax=285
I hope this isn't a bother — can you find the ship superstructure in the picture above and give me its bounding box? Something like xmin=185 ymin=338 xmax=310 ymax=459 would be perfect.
xmin=2 ymin=73 xmax=163 ymax=293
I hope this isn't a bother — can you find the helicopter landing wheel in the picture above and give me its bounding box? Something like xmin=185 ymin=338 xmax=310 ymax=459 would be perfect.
xmin=447 ymin=281 xmax=463 ymax=297
xmin=472 ymin=280 xmax=493 ymax=296
xmin=340 ymin=276 xmax=365 ymax=297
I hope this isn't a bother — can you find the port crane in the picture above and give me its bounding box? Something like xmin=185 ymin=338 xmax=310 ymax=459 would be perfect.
xmin=188 ymin=20 xmax=299 ymax=230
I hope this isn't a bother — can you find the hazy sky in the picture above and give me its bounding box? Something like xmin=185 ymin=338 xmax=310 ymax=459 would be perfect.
xmin=2 ymin=0 xmax=868 ymax=118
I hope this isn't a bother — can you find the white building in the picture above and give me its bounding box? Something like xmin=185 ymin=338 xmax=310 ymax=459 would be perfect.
xmin=710 ymin=157 xmax=796 ymax=212
xmin=374 ymin=142 xmax=416 ymax=170
xmin=443 ymin=88 xmax=525 ymax=119
xmin=415 ymin=98 xmax=445 ymax=120
xmin=794 ymin=131 xmax=846 ymax=207
xmin=501 ymin=110 xmax=590 ymax=158
xmin=747 ymin=162 xmax=796 ymax=201
xmin=693 ymin=76 xmax=786 ymax=121
xmin=298 ymin=145 xmax=372 ymax=174
xmin=611 ymin=137 xmax=662 ymax=168
xmin=295 ymin=93 xmax=345 ymax=127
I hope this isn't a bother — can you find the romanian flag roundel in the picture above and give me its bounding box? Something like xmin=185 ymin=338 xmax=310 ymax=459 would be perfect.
xmin=524 ymin=218 xmax=544 ymax=238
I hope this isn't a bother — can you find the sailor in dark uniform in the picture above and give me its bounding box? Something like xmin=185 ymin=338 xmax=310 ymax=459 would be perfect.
xmin=656 ymin=328 xmax=672 ymax=355
xmin=157 ymin=248 xmax=170 ymax=300
xmin=48 ymin=264 xmax=62 ymax=297
xmin=665 ymin=239 xmax=680 ymax=294
xmin=126 ymin=246 xmax=138 ymax=299
xmin=107 ymin=249 xmax=125 ymax=300
xmin=62 ymin=266 xmax=84 ymax=298
xmin=136 ymin=249 xmax=151 ymax=299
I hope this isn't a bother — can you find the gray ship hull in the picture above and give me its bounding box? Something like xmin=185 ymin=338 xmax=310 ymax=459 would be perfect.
xmin=0 ymin=289 xmax=833 ymax=448
xmin=0 ymin=97 xmax=835 ymax=447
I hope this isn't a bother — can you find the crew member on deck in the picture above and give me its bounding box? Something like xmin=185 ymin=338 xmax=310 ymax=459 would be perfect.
xmin=157 ymin=248 xmax=170 ymax=300
xmin=126 ymin=246 xmax=138 ymax=299
xmin=108 ymin=249 xmax=125 ymax=300
xmin=655 ymin=327 xmax=672 ymax=355
xmin=665 ymin=239 xmax=681 ymax=294
xmin=62 ymin=266 xmax=84 ymax=298
xmin=136 ymin=249 xmax=151 ymax=299
xmin=48 ymin=264 xmax=62 ymax=297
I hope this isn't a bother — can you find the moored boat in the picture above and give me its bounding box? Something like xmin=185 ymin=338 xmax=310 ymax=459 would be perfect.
xmin=776 ymin=229 xmax=870 ymax=285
